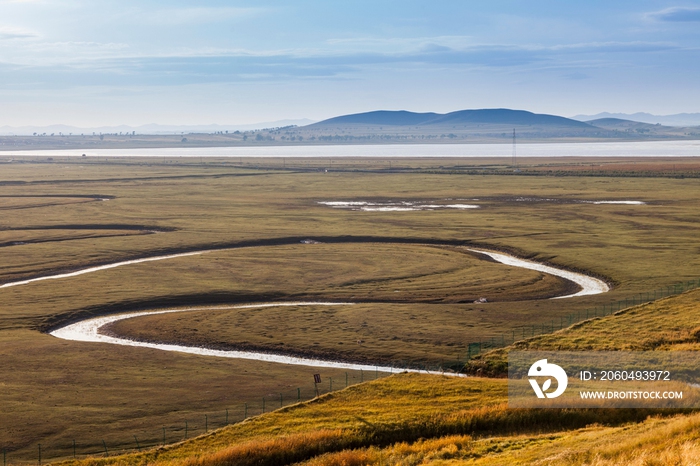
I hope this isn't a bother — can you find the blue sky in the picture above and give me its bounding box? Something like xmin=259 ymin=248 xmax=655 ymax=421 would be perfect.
xmin=0 ymin=0 xmax=699 ymax=126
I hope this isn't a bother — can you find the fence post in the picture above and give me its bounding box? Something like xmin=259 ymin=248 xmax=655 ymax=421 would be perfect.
xmin=185 ymin=421 xmax=188 ymax=439
xmin=262 ymin=398 xmax=266 ymax=413
xmin=163 ymin=427 xmax=166 ymax=446
xmin=226 ymin=409 xmax=229 ymax=425
xmin=280 ymin=393 xmax=283 ymax=408
xmin=297 ymin=388 xmax=300 ymax=402
xmin=38 ymin=444 xmax=41 ymax=465
xmin=244 ymin=403 xmax=248 ymax=419
xmin=73 ymin=439 xmax=76 ymax=458
xmin=205 ymin=415 xmax=208 ymax=433
xmin=102 ymin=440 xmax=108 ymax=456
xmin=329 ymin=377 xmax=333 ymax=392
xmin=346 ymin=372 xmax=349 ymax=387
xmin=134 ymin=436 xmax=141 ymax=451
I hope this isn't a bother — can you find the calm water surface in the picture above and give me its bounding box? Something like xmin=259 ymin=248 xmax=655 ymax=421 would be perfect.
xmin=3 ymin=140 xmax=700 ymax=158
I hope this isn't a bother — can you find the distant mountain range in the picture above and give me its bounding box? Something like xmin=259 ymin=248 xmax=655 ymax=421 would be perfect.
xmin=312 ymin=109 xmax=593 ymax=128
xmin=293 ymin=109 xmax=699 ymax=142
xmin=0 ymin=119 xmax=317 ymax=136
xmin=585 ymin=118 xmax=662 ymax=130
xmin=572 ymin=112 xmax=700 ymax=127
xmin=2 ymin=110 xmax=699 ymax=149
xmin=4 ymin=110 xmax=699 ymax=137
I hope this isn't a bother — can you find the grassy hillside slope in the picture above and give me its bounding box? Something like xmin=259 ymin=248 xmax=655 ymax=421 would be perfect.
xmin=59 ymin=289 xmax=700 ymax=466
xmin=57 ymin=373 xmax=684 ymax=466
xmin=467 ymin=287 xmax=700 ymax=377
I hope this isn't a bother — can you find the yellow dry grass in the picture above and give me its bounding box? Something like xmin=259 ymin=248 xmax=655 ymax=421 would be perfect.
xmin=55 ymin=372 xmax=685 ymax=466
xmin=298 ymin=412 xmax=700 ymax=465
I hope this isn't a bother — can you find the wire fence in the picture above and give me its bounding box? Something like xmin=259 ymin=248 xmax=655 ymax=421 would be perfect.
xmin=463 ymin=279 xmax=700 ymax=358
xmin=3 ymin=279 xmax=699 ymax=464
xmin=1 ymin=369 xmax=395 ymax=465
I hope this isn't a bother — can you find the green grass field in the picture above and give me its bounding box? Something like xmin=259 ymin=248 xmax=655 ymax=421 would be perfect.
xmin=1 ymin=156 xmax=700 ymax=462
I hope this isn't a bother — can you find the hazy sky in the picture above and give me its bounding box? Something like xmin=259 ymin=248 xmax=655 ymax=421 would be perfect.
xmin=1 ymin=0 xmax=699 ymax=126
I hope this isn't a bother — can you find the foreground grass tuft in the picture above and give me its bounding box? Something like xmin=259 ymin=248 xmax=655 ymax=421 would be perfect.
xmin=298 ymin=412 xmax=700 ymax=465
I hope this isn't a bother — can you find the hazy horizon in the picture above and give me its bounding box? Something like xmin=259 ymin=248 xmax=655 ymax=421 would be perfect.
xmin=1 ymin=1 xmax=699 ymax=127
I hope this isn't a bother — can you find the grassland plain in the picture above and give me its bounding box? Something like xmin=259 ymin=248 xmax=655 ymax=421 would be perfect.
xmin=4 ymin=124 xmax=700 ymax=152
xmin=5 ymin=154 xmax=700 ymax=179
xmin=55 ymin=289 xmax=700 ymax=466
xmin=1 ymin=157 xmax=700 ymax=461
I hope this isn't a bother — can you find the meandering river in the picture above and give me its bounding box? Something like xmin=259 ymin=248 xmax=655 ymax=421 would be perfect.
xmin=38 ymin=244 xmax=609 ymax=372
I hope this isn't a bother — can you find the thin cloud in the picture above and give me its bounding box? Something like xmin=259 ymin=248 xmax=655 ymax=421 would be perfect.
xmin=0 ymin=40 xmax=691 ymax=89
xmin=326 ymin=35 xmax=473 ymax=52
xmin=647 ymin=7 xmax=700 ymax=22
xmin=0 ymin=40 xmax=131 ymax=65
xmin=0 ymin=26 xmax=38 ymax=40
xmin=548 ymin=41 xmax=678 ymax=53
xmin=144 ymin=7 xmax=266 ymax=25
xmin=562 ymin=72 xmax=590 ymax=81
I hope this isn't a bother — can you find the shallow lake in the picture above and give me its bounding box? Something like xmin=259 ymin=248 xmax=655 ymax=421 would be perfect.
xmin=3 ymin=140 xmax=700 ymax=158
